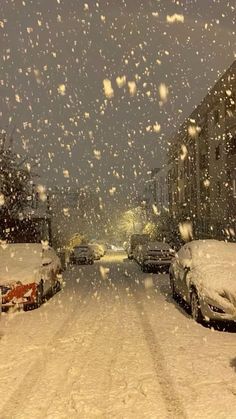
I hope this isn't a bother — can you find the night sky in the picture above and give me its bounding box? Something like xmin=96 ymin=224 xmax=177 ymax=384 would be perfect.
xmin=0 ymin=0 xmax=235 ymax=209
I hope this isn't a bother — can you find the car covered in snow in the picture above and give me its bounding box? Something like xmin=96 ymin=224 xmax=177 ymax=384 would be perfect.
xmin=94 ymin=241 xmax=107 ymax=255
xmin=127 ymin=234 xmax=150 ymax=259
xmin=0 ymin=243 xmax=62 ymax=310
xmin=134 ymin=241 xmax=174 ymax=272
xmin=88 ymin=243 xmax=104 ymax=260
xmin=70 ymin=245 xmax=94 ymax=265
xmin=169 ymin=240 xmax=236 ymax=323
xmin=110 ymin=245 xmax=124 ymax=251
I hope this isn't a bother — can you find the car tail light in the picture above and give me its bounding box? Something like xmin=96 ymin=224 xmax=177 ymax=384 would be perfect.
xmin=208 ymin=304 xmax=225 ymax=314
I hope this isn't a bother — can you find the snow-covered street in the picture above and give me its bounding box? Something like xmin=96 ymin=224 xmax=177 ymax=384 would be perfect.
xmin=0 ymin=251 xmax=236 ymax=419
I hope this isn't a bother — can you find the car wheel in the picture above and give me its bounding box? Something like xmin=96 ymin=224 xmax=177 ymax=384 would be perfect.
xmin=190 ymin=290 xmax=203 ymax=323
xmin=141 ymin=264 xmax=147 ymax=272
xmin=53 ymin=279 xmax=61 ymax=293
xmin=35 ymin=282 xmax=44 ymax=308
xmin=170 ymin=277 xmax=178 ymax=300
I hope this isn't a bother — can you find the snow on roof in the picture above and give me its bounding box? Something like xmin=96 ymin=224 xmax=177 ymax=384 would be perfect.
xmin=0 ymin=243 xmax=43 ymax=285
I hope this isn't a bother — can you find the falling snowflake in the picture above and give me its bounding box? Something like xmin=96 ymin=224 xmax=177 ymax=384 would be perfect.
xmin=58 ymin=84 xmax=66 ymax=95
xmin=159 ymin=83 xmax=169 ymax=102
xmin=180 ymin=144 xmax=188 ymax=161
xmin=128 ymin=81 xmax=137 ymax=96
xmin=0 ymin=194 xmax=5 ymax=206
xmin=166 ymin=14 xmax=184 ymax=23
xmin=94 ymin=149 xmax=101 ymax=160
xmin=116 ymin=76 xmax=126 ymax=88
xmin=15 ymin=94 xmax=21 ymax=103
xmin=153 ymin=123 xmax=161 ymax=133
xmin=188 ymin=125 xmax=201 ymax=138
xmin=103 ymin=79 xmax=114 ymax=99
xmin=63 ymin=169 xmax=69 ymax=178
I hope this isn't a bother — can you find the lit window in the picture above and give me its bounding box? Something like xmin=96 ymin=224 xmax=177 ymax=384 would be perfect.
xmin=213 ymin=109 xmax=220 ymax=124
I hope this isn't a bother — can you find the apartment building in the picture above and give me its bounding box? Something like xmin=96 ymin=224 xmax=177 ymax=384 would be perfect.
xmin=168 ymin=60 xmax=236 ymax=239
xmin=142 ymin=167 xmax=170 ymax=221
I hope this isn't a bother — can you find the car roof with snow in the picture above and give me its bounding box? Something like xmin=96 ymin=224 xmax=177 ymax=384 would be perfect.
xmin=183 ymin=240 xmax=236 ymax=297
xmin=187 ymin=240 xmax=236 ymax=265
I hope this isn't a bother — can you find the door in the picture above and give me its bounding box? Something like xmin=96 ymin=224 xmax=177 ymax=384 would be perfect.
xmin=176 ymin=245 xmax=192 ymax=301
xmin=42 ymin=248 xmax=55 ymax=293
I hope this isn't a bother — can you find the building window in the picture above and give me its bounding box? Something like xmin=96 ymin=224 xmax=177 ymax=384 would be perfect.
xmin=229 ymin=136 xmax=236 ymax=155
xmin=225 ymin=93 xmax=236 ymax=118
xmin=217 ymin=181 xmax=221 ymax=197
xmin=213 ymin=109 xmax=220 ymax=124
xmin=200 ymin=153 xmax=208 ymax=169
xmin=215 ymin=145 xmax=220 ymax=160
xmin=233 ymin=179 xmax=236 ymax=198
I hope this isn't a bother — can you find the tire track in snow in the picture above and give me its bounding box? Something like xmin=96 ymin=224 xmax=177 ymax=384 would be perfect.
xmin=134 ymin=294 xmax=187 ymax=419
xmin=0 ymin=276 xmax=102 ymax=419
xmin=0 ymin=303 xmax=79 ymax=418
xmin=51 ymin=299 xmax=124 ymax=418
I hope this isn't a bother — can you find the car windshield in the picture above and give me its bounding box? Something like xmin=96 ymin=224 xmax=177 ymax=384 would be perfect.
xmin=0 ymin=1 xmax=236 ymax=418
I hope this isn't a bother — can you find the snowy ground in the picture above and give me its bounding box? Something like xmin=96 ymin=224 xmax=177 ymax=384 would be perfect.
xmin=0 ymin=251 xmax=236 ymax=419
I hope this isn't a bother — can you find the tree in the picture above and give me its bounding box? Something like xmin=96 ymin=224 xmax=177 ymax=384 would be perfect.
xmin=142 ymin=221 xmax=158 ymax=240
xmin=118 ymin=207 xmax=147 ymax=240
xmin=0 ymin=148 xmax=32 ymax=219
xmin=147 ymin=212 xmax=193 ymax=249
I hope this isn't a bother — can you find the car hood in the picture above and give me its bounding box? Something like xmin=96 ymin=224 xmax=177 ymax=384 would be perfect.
xmin=0 ymin=244 xmax=43 ymax=286
xmin=189 ymin=263 xmax=236 ymax=311
xmin=0 ymin=265 xmax=42 ymax=286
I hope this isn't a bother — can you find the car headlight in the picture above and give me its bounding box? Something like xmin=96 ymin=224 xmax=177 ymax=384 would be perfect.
xmin=208 ymin=304 xmax=225 ymax=314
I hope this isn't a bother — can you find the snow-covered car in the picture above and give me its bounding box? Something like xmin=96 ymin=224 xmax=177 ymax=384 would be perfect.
xmin=95 ymin=241 xmax=107 ymax=255
xmin=110 ymin=245 xmax=124 ymax=251
xmin=88 ymin=243 xmax=103 ymax=260
xmin=134 ymin=241 xmax=174 ymax=272
xmin=169 ymin=240 xmax=236 ymax=323
xmin=70 ymin=245 xmax=94 ymax=265
xmin=89 ymin=240 xmax=107 ymax=256
xmin=127 ymin=234 xmax=150 ymax=259
xmin=0 ymin=243 xmax=62 ymax=310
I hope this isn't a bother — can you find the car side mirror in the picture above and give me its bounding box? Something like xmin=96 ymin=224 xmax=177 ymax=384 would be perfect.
xmin=43 ymin=257 xmax=52 ymax=266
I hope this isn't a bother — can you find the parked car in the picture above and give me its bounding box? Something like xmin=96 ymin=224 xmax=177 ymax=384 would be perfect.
xmin=88 ymin=243 xmax=103 ymax=260
xmin=169 ymin=240 xmax=236 ymax=323
xmin=134 ymin=241 xmax=174 ymax=272
xmin=89 ymin=240 xmax=107 ymax=255
xmin=70 ymin=245 xmax=94 ymax=265
xmin=127 ymin=234 xmax=150 ymax=259
xmin=111 ymin=245 xmax=124 ymax=251
xmin=95 ymin=241 xmax=107 ymax=255
xmin=0 ymin=243 xmax=62 ymax=311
